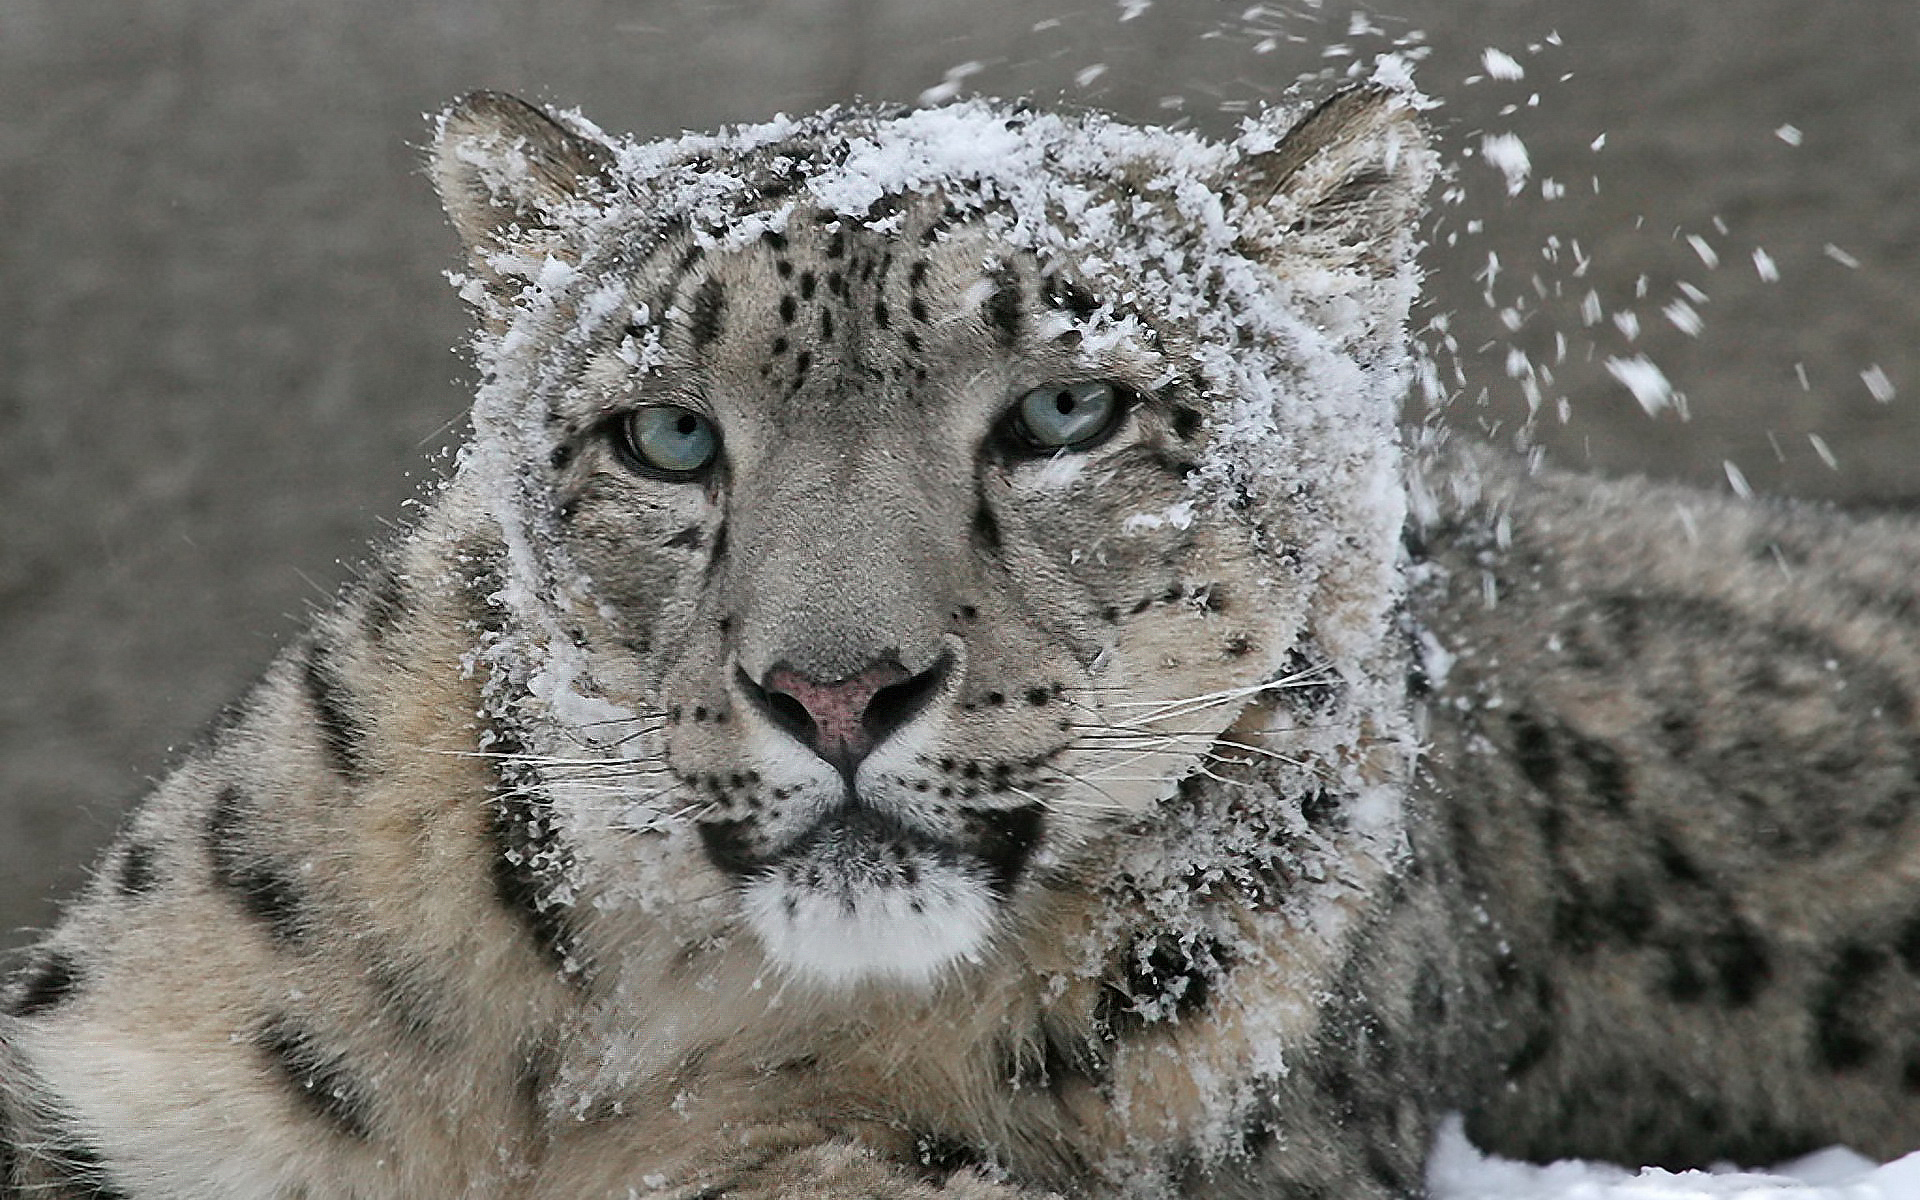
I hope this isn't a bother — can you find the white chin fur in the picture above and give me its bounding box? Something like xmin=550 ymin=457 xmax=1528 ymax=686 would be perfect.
xmin=739 ymin=863 xmax=996 ymax=989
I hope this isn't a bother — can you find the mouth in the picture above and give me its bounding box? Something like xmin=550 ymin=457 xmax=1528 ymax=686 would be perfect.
xmin=698 ymin=801 xmax=1045 ymax=988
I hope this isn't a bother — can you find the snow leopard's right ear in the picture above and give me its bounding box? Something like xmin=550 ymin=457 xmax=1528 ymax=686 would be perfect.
xmin=1228 ymin=84 xmax=1434 ymax=281
xmin=430 ymin=91 xmax=617 ymax=283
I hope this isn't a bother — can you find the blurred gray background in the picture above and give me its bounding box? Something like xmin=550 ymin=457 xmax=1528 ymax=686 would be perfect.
xmin=4 ymin=0 xmax=1916 ymax=954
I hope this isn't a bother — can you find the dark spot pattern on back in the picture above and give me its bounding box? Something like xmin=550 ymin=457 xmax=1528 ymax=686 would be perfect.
xmin=1812 ymin=943 xmax=1886 ymax=1071
xmin=302 ymin=637 xmax=369 ymax=783
xmin=116 ymin=842 xmax=159 ymax=898
xmin=206 ymin=785 xmax=306 ymax=947
xmin=485 ymin=721 xmax=586 ymax=981
xmin=256 ymin=1018 xmax=376 ymax=1140
xmin=1508 ymin=711 xmax=1558 ymax=792
xmin=358 ymin=561 xmax=409 ymax=644
xmin=17 ymin=1120 xmax=133 ymax=1200
xmin=4 ymin=951 xmax=82 ymax=1019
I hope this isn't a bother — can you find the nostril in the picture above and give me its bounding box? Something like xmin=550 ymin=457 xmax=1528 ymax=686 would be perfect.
xmin=736 ymin=667 xmax=819 ymax=750
xmin=763 ymin=687 xmax=817 ymax=747
xmin=862 ymin=655 xmax=950 ymax=748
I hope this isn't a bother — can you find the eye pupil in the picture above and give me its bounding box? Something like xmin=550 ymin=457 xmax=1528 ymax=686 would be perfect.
xmin=620 ymin=405 xmax=719 ymax=478
xmin=1012 ymin=381 xmax=1124 ymax=453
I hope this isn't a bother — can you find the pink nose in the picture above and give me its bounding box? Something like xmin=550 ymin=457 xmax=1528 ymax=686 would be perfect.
xmin=760 ymin=659 xmax=912 ymax=766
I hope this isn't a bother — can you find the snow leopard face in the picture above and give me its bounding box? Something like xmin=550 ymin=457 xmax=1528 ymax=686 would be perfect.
xmin=431 ymin=89 xmax=1430 ymax=989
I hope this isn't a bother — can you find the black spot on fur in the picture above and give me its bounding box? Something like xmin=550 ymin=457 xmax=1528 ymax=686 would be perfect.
xmin=779 ymin=294 xmax=797 ymax=324
xmin=1654 ymin=833 xmax=1707 ymax=885
xmin=1551 ymin=891 xmax=1605 ymax=955
xmin=486 ymin=724 xmax=584 ymax=980
xmin=1708 ymin=926 xmax=1773 ymax=1006
xmin=5 ymin=951 xmax=81 ymax=1018
xmin=819 ymin=308 xmax=834 ymax=339
xmin=972 ymin=502 xmax=1003 ymax=555
xmin=302 ymin=638 xmax=368 ymax=783
xmin=688 ymin=277 xmax=727 ymax=348
xmin=116 ymin=842 xmax=158 ymax=897
xmin=1509 ymin=711 xmax=1558 ymax=792
xmin=207 ymin=786 xmax=306 ymax=946
xmin=1570 ymin=737 xmax=1633 ymax=812
xmin=1812 ymin=943 xmax=1886 ymax=1071
xmin=1897 ymin=909 xmax=1920 ymax=974
xmin=19 ymin=1123 xmax=133 ymax=1200
xmin=696 ymin=819 xmax=764 ymax=878
xmin=909 ymin=295 xmax=929 ymax=323
xmin=1278 ymin=647 xmax=1342 ymax=712
xmin=967 ymin=804 xmax=1044 ymax=896
xmin=873 ymin=301 xmax=890 ymax=328
xmin=910 ymin=260 xmax=929 ymax=287
xmin=1098 ymin=935 xmax=1227 ymax=1034
xmin=1598 ymin=877 xmax=1655 ymax=943
xmin=516 ymin=1041 xmax=558 ymax=1110
xmin=1297 ymin=788 xmax=1342 ymax=828
xmin=826 ymin=229 xmax=846 ymax=258
xmin=358 ymin=561 xmax=408 ymax=644
xmin=913 ymin=1133 xmax=984 ymax=1176
xmin=760 ymin=229 xmax=788 ymax=251
xmin=256 ymin=1018 xmax=375 ymax=1140
xmin=985 ymin=265 xmax=1024 ymax=345
xmin=1041 ymin=274 xmax=1099 ymax=320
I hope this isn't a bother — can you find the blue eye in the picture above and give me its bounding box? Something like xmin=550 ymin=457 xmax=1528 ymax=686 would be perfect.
xmin=620 ymin=406 xmax=719 ymax=478
xmin=1012 ymin=381 xmax=1124 ymax=451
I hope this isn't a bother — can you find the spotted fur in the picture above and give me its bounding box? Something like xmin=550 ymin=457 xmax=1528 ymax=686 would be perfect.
xmin=3 ymin=88 xmax=1919 ymax=1200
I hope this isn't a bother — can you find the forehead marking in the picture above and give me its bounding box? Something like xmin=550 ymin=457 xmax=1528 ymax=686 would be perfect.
xmin=985 ymin=263 xmax=1025 ymax=347
xmin=689 ymin=277 xmax=727 ymax=350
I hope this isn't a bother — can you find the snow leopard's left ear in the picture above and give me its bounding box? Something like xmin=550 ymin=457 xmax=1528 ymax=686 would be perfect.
xmin=1228 ymin=85 xmax=1434 ymax=279
xmin=430 ymin=91 xmax=617 ymax=284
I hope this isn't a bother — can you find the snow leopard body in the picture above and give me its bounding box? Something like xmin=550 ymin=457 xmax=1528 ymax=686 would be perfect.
xmin=4 ymin=87 xmax=1919 ymax=1200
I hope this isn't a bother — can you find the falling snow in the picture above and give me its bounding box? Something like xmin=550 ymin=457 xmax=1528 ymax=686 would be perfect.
xmin=1606 ymin=354 xmax=1675 ymax=415
xmin=1480 ymin=131 xmax=1533 ymax=195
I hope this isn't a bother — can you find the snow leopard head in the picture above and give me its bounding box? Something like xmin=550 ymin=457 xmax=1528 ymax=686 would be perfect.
xmin=430 ymin=85 xmax=1431 ymax=989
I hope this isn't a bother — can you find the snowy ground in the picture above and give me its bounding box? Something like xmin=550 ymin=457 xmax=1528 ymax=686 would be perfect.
xmin=1430 ymin=1119 xmax=1920 ymax=1200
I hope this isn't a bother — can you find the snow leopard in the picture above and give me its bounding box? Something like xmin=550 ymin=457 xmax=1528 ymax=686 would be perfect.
xmin=4 ymin=82 xmax=1919 ymax=1200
